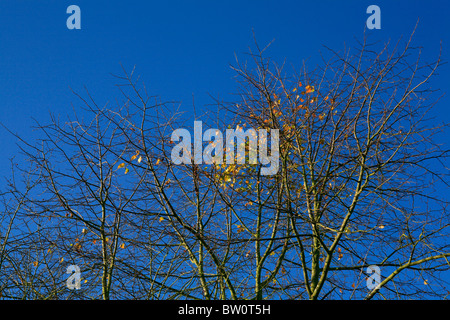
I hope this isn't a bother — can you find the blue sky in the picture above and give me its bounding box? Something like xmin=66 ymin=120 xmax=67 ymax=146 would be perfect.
xmin=0 ymin=0 xmax=449 ymax=177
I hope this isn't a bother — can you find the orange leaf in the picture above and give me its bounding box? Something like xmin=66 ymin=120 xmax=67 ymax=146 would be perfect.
xmin=305 ymin=85 xmax=315 ymax=94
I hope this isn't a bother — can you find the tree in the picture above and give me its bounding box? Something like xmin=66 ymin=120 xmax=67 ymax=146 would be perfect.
xmin=1 ymin=33 xmax=449 ymax=300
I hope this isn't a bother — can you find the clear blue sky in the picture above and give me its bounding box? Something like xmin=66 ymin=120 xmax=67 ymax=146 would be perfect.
xmin=1 ymin=0 xmax=449 ymax=178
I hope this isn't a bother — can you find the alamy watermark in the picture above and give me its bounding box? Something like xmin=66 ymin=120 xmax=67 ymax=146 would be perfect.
xmin=67 ymin=5 xmax=81 ymax=30
xmin=366 ymin=5 xmax=381 ymax=30
xmin=170 ymin=121 xmax=279 ymax=176
xmin=66 ymin=264 xmax=81 ymax=290
xmin=64 ymin=5 xmax=379 ymax=31
xmin=366 ymin=265 xmax=381 ymax=291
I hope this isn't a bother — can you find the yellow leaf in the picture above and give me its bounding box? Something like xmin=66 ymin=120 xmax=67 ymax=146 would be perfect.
xmin=120 ymin=243 xmax=125 ymax=249
xmin=131 ymin=154 xmax=137 ymax=161
xmin=117 ymin=163 xmax=125 ymax=169
xmin=424 ymin=280 xmax=428 ymax=285
xmin=156 ymin=159 xmax=161 ymax=165
xmin=305 ymin=85 xmax=315 ymax=93
xmin=159 ymin=217 xmax=164 ymax=222
xmin=137 ymin=156 xmax=142 ymax=163
xmin=124 ymin=167 xmax=129 ymax=174
xmin=292 ymin=87 xmax=297 ymax=92
xmin=379 ymin=225 xmax=385 ymax=229
xmin=33 ymin=261 xmax=38 ymax=267
xmin=60 ymin=257 xmax=64 ymax=263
